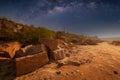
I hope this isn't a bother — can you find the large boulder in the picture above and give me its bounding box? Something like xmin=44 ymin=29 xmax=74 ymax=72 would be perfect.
xmin=15 ymin=52 xmax=49 ymax=76
xmin=39 ymin=39 xmax=58 ymax=50
xmin=39 ymin=39 xmax=68 ymax=60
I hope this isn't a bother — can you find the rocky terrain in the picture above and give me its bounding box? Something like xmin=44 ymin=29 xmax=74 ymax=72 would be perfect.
xmin=0 ymin=18 xmax=119 ymax=80
xmin=15 ymin=42 xmax=120 ymax=80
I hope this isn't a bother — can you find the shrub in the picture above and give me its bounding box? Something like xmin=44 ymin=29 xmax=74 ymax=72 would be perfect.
xmin=55 ymin=31 xmax=101 ymax=45
xmin=111 ymin=41 xmax=120 ymax=46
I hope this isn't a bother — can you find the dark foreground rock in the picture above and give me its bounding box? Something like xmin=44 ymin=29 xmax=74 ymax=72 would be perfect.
xmin=15 ymin=52 xmax=49 ymax=76
xmin=0 ymin=57 xmax=16 ymax=80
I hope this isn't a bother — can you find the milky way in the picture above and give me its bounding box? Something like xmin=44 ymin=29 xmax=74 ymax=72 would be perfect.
xmin=0 ymin=0 xmax=120 ymax=37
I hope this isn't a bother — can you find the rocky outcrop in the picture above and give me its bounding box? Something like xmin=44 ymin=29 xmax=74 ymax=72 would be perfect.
xmin=0 ymin=42 xmax=21 ymax=58
xmin=0 ymin=39 xmax=71 ymax=78
xmin=0 ymin=18 xmax=25 ymax=41
xmin=0 ymin=43 xmax=49 ymax=77
xmin=0 ymin=18 xmax=24 ymax=32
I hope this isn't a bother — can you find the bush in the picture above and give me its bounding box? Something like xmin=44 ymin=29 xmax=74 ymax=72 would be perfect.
xmin=111 ymin=41 xmax=120 ymax=46
xmin=12 ymin=26 xmax=55 ymax=45
xmin=56 ymin=31 xmax=101 ymax=45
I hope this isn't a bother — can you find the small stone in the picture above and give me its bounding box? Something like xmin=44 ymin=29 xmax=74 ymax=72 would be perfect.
xmin=44 ymin=78 xmax=48 ymax=80
xmin=56 ymin=63 xmax=64 ymax=68
xmin=66 ymin=72 xmax=70 ymax=76
xmin=76 ymin=70 xmax=80 ymax=72
xmin=66 ymin=54 xmax=70 ymax=57
xmin=71 ymin=71 xmax=76 ymax=75
xmin=56 ymin=71 xmax=61 ymax=75
xmin=113 ymin=71 xmax=118 ymax=75
xmin=68 ymin=61 xmax=80 ymax=66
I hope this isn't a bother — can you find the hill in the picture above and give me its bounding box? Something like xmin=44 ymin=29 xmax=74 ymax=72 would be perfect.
xmin=0 ymin=18 xmax=55 ymax=44
xmin=0 ymin=17 xmax=101 ymax=45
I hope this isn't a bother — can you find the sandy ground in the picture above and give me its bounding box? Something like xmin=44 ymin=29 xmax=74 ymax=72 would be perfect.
xmin=15 ymin=42 xmax=120 ymax=80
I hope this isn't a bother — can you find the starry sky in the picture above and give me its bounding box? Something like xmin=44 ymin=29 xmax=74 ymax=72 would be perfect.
xmin=0 ymin=0 xmax=120 ymax=38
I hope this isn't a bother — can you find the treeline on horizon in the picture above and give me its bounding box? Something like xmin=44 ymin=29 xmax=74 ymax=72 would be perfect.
xmin=0 ymin=17 xmax=101 ymax=45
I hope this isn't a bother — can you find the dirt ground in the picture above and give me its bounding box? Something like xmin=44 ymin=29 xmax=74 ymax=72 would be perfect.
xmin=15 ymin=42 xmax=120 ymax=80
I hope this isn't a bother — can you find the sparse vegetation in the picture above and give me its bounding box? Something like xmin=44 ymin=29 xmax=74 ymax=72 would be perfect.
xmin=0 ymin=18 xmax=55 ymax=45
xmin=0 ymin=18 xmax=101 ymax=45
xmin=111 ymin=41 xmax=120 ymax=46
xmin=56 ymin=31 xmax=102 ymax=45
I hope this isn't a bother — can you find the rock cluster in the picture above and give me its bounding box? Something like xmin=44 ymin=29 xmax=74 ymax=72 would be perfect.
xmin=0 ymin=39 xmax=75 ymax=80
xmin=0 ymin=41 xmax=49 ymax=79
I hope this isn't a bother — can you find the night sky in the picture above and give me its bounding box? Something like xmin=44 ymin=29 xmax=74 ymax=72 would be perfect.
xmin=0 ymin=0 xmax=120 ymax=38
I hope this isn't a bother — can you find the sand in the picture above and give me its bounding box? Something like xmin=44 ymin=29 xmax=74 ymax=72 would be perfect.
xmin=15 ymin=42 xmax=120 ymax=80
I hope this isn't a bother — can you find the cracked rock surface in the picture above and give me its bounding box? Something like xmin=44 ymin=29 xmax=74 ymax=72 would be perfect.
xmin=15 ymin=42 xmax=120 ymax=80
